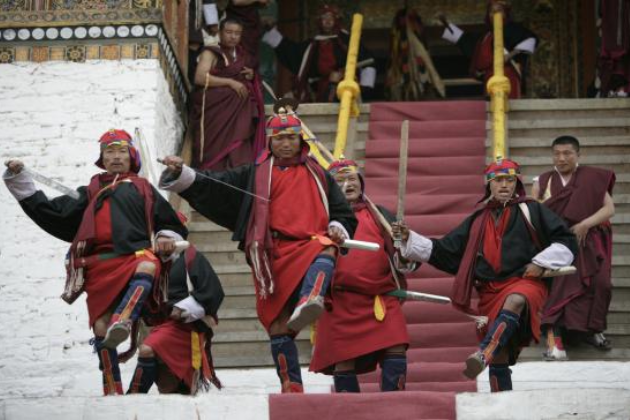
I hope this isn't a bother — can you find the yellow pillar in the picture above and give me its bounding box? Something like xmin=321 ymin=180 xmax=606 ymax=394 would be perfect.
xmin=486 ymin=11 xmax=511 ymax=161
xmin=333 ymin=14 xmax=363 ymax=159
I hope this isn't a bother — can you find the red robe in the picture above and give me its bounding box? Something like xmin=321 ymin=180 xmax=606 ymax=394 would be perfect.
xmin=310 ymin=207 xmax=409 ymax=374
xmin=476 ymin=207 xmax=547 ymax=360
xmin=143 ymin=320 xmax=211 ymax=389
xmin=190 ymin=44 xmax=265 ymax=171
xmin=83 ymin=199 xmax=160 ymax=326
xmin=255 ymin=165 xmax=330 ymax=330
xmin=538 ymin=166 xmax=616 ymax=333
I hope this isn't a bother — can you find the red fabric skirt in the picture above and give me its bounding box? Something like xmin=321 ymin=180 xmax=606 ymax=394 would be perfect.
xmin=144 ymin=320 xmax=208 ymax=388
xmin=255 ymin=237 xmax=324 ymax=330
xmin=83 ymin=250 xmax=160 ymax=327
xmin=310 ymin=290 xmax=408 ymax=374
xmin=477 ymin=277 xmax=548 ymax=346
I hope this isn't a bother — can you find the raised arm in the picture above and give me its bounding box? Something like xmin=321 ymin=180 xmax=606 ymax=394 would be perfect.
xmin=4 ymin=159 xmax=87 ymax=242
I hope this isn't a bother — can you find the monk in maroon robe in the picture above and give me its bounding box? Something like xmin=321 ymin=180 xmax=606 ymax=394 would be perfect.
xmin=310 ymin=160 xmax=416 ymax=393
xmin=191 ymin=4 xmax=265 ymax=170
xmin=532 ymin=136 xmax=616 ymax=359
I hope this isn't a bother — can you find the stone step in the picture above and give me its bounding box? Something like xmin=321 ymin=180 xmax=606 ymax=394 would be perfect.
xmin=212 ymin=340 xmax=312 ymax=367
xmin=508 ymin=118 xmax=630 ymax=130
xmin=508 ymin=108 xmax=630 ymax=121
xmin=508 ymin=98 xmax=630 ymax=111
xmin=519 ymin=345 xmax=630 ymax=361
xmin=214 ymin=329 xmax=309 ymax=344
xmin=507 ymin=135 xmax=630 ymax=149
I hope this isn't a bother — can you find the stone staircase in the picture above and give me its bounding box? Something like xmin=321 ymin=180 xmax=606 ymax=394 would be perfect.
xmin=189 ymin=98 xmax=630 ymax=367
xmin=504 ymin=98 xmax=630 ymax=360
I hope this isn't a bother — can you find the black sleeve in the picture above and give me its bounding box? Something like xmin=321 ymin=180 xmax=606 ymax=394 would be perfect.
xmin=189 ymin=253 xmax=225 ymax=319
xmin=19 ymin=188 xmax=89 ymax=242
xmin=152 ymin=186 xmax=188 ymax=239
xmin=178 ymin=164 xmax=254 ymax=232
xmin=326 ymin=171 xmax=357 ymax=239
xmin=428 ymin=212 xmax=479 ymax=274
xmin=274 ymin=36 xmax=312 ymax=75
xmin=530 ymin=201 xmax=578 ymax=258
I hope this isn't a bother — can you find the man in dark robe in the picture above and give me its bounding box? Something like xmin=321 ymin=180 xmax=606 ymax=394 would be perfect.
xmin=3 ymin=129 xmax=188 ymax=396
xmin=439 ymin=0 xmax=537 ymax=99
xmin=532 ymin=136 xmax=616 ymax=359
xmin=310 ymin=159 xmax=417 ymax=393
xmin=395 ymin=159 xmax=577 ymax=392
xmin=262 ymin=4 xmax=376 ymax=102
xmin=191 ymin=0 xmax=267 ymax=170
xmin=159 ymin=112 xmax=357 ymax=393
xmin=598 ymin=0 xmax=630 ymax=97
xmin=129 ymin=218 xmax=224 ymax=395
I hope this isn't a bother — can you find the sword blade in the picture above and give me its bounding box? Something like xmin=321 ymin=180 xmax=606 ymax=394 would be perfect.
xmin=387 ymin=289 xmax=451 ymax=304
xmin=341 ymin=239 xmax=380 ymax=252
xmin=23 ymin=168 xmax=80 ymax=200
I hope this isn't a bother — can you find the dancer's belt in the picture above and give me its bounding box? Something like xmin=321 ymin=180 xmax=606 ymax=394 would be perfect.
xmin=73 ymin=249 xmax=150 ymax=269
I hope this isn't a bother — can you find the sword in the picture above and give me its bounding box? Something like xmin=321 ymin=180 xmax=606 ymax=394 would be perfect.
xmin=342 ymin=239 xmax=380 ymax=252
xmin=157 ymin=158 xmax=270 ymax=202
xmin=542 ymin=265 xmax=577 ymax=278
xmin=23 ymin=167 xmax=80 ymax=200
xmin=393 ymin=120 xmax=409 ymax=249
xmin=386 ymin=288 xmax=489 ymax=327
xmin=386 ymin=289 xmax=451 ymax=304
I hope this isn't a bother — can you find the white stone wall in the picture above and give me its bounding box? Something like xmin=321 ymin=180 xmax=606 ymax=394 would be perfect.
xmin=0 ymin=60 xmax=183 ymax=398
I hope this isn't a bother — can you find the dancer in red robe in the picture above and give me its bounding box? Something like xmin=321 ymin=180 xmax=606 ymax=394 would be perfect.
xmin=160 ymin=111 xmax=356 ymax=393
xmin=310 ymin=159 xmax=417 ymax=392
xmin=4 ymin=129 xmax=187 ymax=395
xmin=532 ymin=136 xmax=616 ymax=359
xmin=395 ymin=159 xmax=576 ymax=392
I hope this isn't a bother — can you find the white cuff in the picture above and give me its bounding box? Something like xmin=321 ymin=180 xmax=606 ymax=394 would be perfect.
xmin=329 ymin=220 xmax=350 ymax=241
xmin=532 ymin=243 xmax=574 ymax=270
xmin=393 ymin=253 xmax=418 ymax=273
xmin=400 ymin=230 xmax=433 ymax=262
xmin=514 ymin=37 xmax=537 ymax=54
xmin=360 ymin=67 xmax=377 ymax=88
xmin=156 ymin=230 xmax=185 ymax=262
xmin=442 ymin=23 xmax=463 ymax=44
xmin=174 ymin=295 xmax=206 ymax=323
xmin=3 ymin=169 xmax=37 ymax=201
xmin=262 ymin=27 xmax=283 ymax=48
xmin=159 ymin=165 xmax=196 ymax=194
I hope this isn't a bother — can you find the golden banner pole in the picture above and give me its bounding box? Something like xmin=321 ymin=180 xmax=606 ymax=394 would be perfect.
xmin=487 ymin=11 xmax=510 ymax=161
xmin=333 ymin=13 xmax=363 ymax=159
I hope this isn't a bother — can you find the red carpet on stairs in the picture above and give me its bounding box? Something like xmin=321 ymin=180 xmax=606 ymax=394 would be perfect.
xmin=269 ymin=101 xmax=487 ymax=420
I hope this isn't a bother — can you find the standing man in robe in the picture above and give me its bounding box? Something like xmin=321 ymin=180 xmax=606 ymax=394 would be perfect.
xmin=438 ymin=0 xmax=537 ymax=99
xmin=532 ymin=136 xmax=616 ymax=359
xmin=394 ymin=159 xmax=576 ymax=391
xmin=3 ymin=129 xmax=187 ymax=396
xmin=159 ymin=111 xmax=356 ymax=393
xmin=191 ymin=0 xmax=268 ymax=170
xmin=310 ymin=160 xmax=417 ymax=392
xmin=262 ymin=5 xmax=377 ymax=102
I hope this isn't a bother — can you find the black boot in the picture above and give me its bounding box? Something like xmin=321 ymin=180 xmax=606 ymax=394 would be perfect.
xmin=93 ymin=336 xmax=123 ymax=395
xmin=489 ymin=363 xmax=513 ymax=392
xmin=127 ymin=357 xmax=158 ymax=393
xmin=270 ymin=334 xmax=303 ymax=393
xmin=380 ymin=354 xmax=407 ymax=391
xmin=333 ymin=370 xmax=360 ymax=392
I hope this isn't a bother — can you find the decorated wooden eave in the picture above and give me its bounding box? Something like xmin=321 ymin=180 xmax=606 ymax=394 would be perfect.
xmin=0 ymin=0 xmax=191 ymax=120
